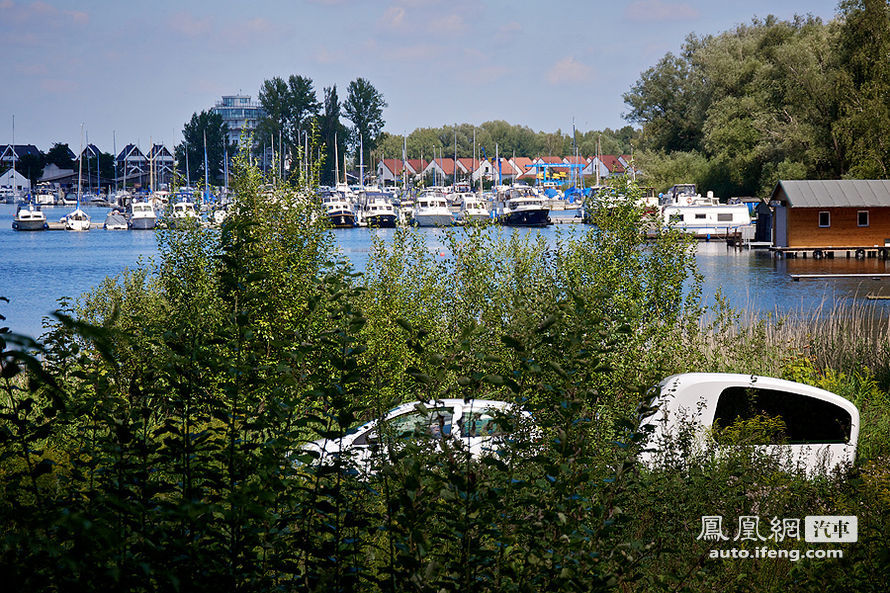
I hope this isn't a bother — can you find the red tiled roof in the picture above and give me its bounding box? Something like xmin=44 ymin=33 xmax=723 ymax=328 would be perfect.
xmin=457 ymin=158 xmax=482 ymax=171
xmin=598 ymin=155 xmax=625 ymax=173
xmin=407 ymin=159 xmax=427 ymax=172
xmin=563 ymin=155 xmax=588 ymax=165
xmin=379 ymin=158 xmax=406 ymax=175
xmin=538 ymin=156 xmax=563 ymax=164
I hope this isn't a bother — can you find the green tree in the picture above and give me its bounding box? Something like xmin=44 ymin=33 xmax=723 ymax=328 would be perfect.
xmin=835 ymin=0 xmax=890 ymax=177
xmin=44 ymin=142 xmax=75 ymax=170
xmin=623 ymin=50 xmax=705 ymax=152
xmin=256 ymin=74 xmax=321 ymax=176
xmin=319 ymin=85 xmax=348 ymax=186
xmin=174 ymin=110 xmax=232 ymax=185
xmin=15 ymin=151 xmax=45 ymax=188
xmin=342 ymin=77 xmax=387 ymax=169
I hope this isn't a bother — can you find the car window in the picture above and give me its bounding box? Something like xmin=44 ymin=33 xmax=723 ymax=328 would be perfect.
xmin=712 ymin=386 xmax=852 ymax=445
xmin=460 ymin=407 xmax=508 ymax=438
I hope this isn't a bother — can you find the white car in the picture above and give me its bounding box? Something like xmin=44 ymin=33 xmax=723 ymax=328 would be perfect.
xmin=639 ymin=373 xmax=859 ymax=475
xmin=303 ymin=399 xmax=528 ymax=471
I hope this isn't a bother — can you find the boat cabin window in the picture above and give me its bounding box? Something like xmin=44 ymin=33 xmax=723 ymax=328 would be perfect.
xmin=669 ymin=213 xmax=684 ymax=223
xmin=695 ymin=213 xmax=707 ymax=220
xmin=712 ymin=386 xmax=852 ymax=445
xmin=819 ymin=211 xmax=831 ymax=228
xmin=858 ymin=210 xmax=869 ymax=227
xmin=717 ymin=213 xmax=733 ymax=222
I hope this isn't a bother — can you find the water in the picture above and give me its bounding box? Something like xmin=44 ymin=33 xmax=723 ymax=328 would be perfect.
xmin=2 ymin=203 xmax=889 ymax=338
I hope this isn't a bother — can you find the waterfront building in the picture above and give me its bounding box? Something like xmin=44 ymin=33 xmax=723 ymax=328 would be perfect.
xmin=1 ymin=168 xmax=30 ymax=194
xmin=0 ymin=144 xmax=43 ymax=167
xmin=147 ymin=144 xmax=175 ymax=189
xmin=211 ymin=94 xmax=265 ymax=146
xmin=770 ymin=179 xmax=890 ymax=249
xmin=116 ymin=144 xmax=147 ymax=189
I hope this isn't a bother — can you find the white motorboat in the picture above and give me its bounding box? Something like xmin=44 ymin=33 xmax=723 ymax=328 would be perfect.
xmin=33 ymin=183 xmax=58 ymax=205
xmin=411 ymin=190 xmax=453 ymax=227
xmin=62 ymin=208 xmax=91 ymax=231
xmin=12 ymin=202 xmax=48 ymax=231
xmin=130 ymin=201 xmax=157 ymax=230
xmin=321 ymin=191 xmax=357 ymax=228
xmin=496 ymin=186 xmax=550 ymax=227
xmin=359 ymin=192 xmax=397 ymax=228
xmin=104 ymin=209 xmax=129 ymax=230
xmin=459 ymin=194 xmax=491 ymax=223
xmin=661 ymin=183 xmax=752 ymax=238
xmin=169 ymin=200 xmax=200 ymax=227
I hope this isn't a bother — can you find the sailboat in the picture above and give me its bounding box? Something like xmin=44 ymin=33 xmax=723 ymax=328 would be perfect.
xmin=62 ymin=124 xmax=91 ymax=231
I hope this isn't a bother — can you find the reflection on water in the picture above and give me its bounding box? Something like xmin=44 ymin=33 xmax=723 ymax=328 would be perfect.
xmin=3 ymin=202 xmax=890 ymax=338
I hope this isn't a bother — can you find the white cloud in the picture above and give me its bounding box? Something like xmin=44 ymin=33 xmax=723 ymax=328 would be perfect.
xmin=167 ymin=11 xmax=213 ymax=38
xmin=546 ymin=56 xmax=593 ymax=85
xmin=624 ymin=0 xmax=699 ymax=22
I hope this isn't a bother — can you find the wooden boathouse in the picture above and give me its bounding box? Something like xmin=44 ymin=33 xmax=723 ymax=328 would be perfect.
xmin=770 ymin=179 xmax=890 ymax=259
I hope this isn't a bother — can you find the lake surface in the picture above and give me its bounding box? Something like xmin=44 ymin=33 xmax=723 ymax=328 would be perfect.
xmin=2 ymin=203 xmax=889 ymax=338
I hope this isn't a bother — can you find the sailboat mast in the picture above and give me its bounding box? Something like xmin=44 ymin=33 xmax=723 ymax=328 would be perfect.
xmin=453 ymin=125 xmax=457 ymax=191
xmin=10 ymin=114 xmax=15 ymax=199
xmin=77 ymin=123 xmax=83 ymax=205
xmin=359 ymin=134 xmax=364 ymax=188
xmin=113 ymin=131 xmax=117 ymax=194
xmin=334 ymin=132 xmax=339 ymax=185
xmin=203 ymin=130 xmax=209 ymax=204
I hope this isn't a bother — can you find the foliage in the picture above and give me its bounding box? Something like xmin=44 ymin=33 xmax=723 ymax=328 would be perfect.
xmin=44 ymin=142 xmax=75 ymax=170
xmin=13 ymin=151 xmax=44 ymax=188
xmin=256 ymin=74 xmax=322 ymax=176
xmin=174 ymin=110 xmax=234 ymax=185
xmin=375 ymin=123 xmax=641 ymax=165
xmin=623 ymin=10 xmax=889 ymax=196
xmin=2 ymin=156 xmax=889 ymax=591
xmin=342 ymin=77 xmax=388 ymax=167
xmin=319 ymin=85 xmax=349 ymax=186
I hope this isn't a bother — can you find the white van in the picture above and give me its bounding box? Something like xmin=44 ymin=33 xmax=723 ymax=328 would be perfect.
xmin=639 ymin=373 xmax=859 ymax=475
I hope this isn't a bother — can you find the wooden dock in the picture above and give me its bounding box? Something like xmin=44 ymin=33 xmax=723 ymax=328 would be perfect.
xmin=790 ymin=273 xmax=890 ymax=281
xmin=772 ymin=246 xmax=890 ymax=259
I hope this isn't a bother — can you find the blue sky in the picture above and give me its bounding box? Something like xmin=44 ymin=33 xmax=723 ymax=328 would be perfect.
xmin=1 ymin=0 xmax=839 ymax=153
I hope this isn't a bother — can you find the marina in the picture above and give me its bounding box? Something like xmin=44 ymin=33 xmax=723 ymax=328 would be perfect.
xmin=3 ymin=202 xmax=890 ymax=340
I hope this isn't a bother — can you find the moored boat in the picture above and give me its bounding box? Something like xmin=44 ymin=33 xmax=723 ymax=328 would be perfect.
xmin=12 ymin=202 xmax=48 ymax=231
xmin=411 ymin=190 xmax=453 ymax=227
xmin=61 ymin=208 xmax=91 ymax=231
xmin=104 ymin=209 xmax=129 ymax=230
xmin=130 ymin=201 xmax=157 ymax=230
xmin=497 ymin=186 xmax=550 ymax=227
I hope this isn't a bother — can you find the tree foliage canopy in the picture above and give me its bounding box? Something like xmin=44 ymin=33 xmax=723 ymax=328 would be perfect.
xmin=624 ymin=3 xmax=890 ymax=196
xmin=174 ymin=110 xmax=233 ymax=185
xmin=342 ymin=77 xmax=387 ymax=167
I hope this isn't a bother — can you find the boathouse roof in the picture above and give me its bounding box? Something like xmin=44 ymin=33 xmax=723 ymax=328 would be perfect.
xmin=771 ymin=180 xmax=890 ymax=208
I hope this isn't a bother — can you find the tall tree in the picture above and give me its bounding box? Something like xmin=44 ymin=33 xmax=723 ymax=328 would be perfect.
xmin=256 ymin=74 xmax=321 ymax=175
xmin=15 ymin=151 xmax=45 ymax=188
xmin=175 ymin=110 xmax=233 ymax=185
xmin=45 ymin=142 xmax=75 ymax=170
xmin=835 ymin=0 xmax=890 ymax=177
xmin=319 ymin=85 xmax=348 ymax=186
xmin=342 ymin=78 xmax=387 ymax=172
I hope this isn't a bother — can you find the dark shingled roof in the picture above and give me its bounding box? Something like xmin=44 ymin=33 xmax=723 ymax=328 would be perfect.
xmin=771 ymin=180 xmax=890 ymax=208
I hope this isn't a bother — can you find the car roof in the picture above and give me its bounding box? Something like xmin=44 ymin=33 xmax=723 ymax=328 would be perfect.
xmin=653 ymin=373 xmax=859 ymax=430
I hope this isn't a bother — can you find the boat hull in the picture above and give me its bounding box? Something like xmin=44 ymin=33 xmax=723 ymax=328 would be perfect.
xmin=365 ymin=214 xmax=397 ymax=228
xmin=130 ymin=216 xmax=156 ymax=230
xmin=413 ymin=213 xmax=453 ymax=227
xmin=499 ymin=209 xmax=550 ymax=227
xmin=12 ymin=219 xmax=48 ymax=231
xmin=328 ymin=213 xmax=356 ymax=228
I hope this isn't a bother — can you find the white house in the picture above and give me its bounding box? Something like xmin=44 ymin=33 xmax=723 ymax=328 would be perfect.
xmin=1 ymin=168 xmax=30 ymax=194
